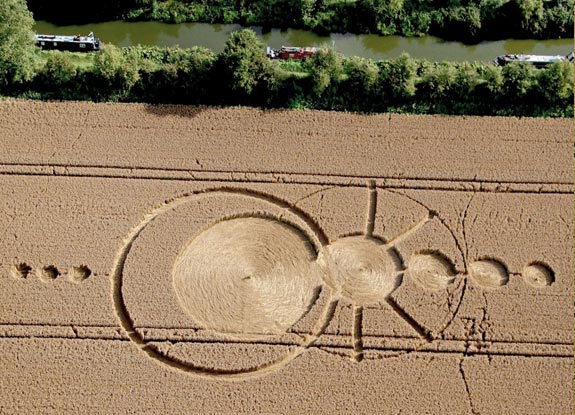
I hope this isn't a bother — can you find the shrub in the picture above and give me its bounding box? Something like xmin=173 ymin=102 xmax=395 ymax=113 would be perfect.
xmin=40 ymin=51 xmax=77 ymax=86
xmin=215 ymin=29 xmax=275 ymax=101
xmin=0 ymin=0 xmax=37 ymax=88
xmin=93 ymin=44 xmax=140 ymax=94
xmin=305 ymin=48 xmax=342 ymax=95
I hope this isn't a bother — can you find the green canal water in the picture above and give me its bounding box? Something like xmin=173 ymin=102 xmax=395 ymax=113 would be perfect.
xmin=35 ymin=20 xmax=573 ymax=63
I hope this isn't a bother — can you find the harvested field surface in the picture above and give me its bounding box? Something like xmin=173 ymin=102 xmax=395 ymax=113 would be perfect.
xmin=0 ymin=99 xmax=573 ymax=414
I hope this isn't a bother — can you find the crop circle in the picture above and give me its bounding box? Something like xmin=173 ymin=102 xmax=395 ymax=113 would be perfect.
xmin=317 ymin=236 xmax=402 ymax=305
xmin=522 ymin=263 xmax=554 ymax=288
xmin=111 ymin=189 xmax=333 ymax=378
xmin=173 ymin=217 xmax=322 ymax=335
xmin=468 ymin=259 xmax=508 ymax=289
xmin=405 ymin=253 xmax=456 ymax=291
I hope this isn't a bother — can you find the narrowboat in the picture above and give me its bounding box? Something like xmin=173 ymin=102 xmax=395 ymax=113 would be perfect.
xmin=35 ymin=32 xmax=100 ymax=52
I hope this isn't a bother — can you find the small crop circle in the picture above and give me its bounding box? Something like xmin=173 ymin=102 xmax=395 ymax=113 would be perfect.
xmin=317 ymin=236 xmax=402 ymax=305
xmin=522 ymin=263 xmax=554 ymax=288
xmin=37 ymin=265 xmax=60 ymax=282
xmin=11 ymin=262 xmax=32 ymax=279
xmin=468 ymin=259 xmax=508 ymax=289
xmin=405 ymin=253 xmax=456 ymax=291
xmin=69 ymin=265 xmax=92 ymax=283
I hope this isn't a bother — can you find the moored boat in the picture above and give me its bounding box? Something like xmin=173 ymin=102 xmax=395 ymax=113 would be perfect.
xmin=34 ymin=32 xmax=101 ymax=52
xmin=493 ymin=52 xmax=573 ymax=67
xmin=266 ymin=46 xmax=322 ymax=60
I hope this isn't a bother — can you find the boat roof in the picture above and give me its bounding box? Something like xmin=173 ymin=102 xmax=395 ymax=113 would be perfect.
xmin=500 ymin=54 xmax=566 ymax=63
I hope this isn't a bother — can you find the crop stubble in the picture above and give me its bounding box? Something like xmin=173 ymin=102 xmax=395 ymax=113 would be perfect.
xmin=0 ymin=99 xmax=573 ymax=414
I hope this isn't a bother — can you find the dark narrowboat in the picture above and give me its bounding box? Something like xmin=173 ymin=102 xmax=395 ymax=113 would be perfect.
xmin=34 ymin=32 xmax=101 ymax=52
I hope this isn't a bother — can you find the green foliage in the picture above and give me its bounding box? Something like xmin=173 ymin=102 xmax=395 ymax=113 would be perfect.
xmin=2 ymin=31 xmax=572 ymax=117
xmin=545 ymin=0 xmax=574 ymax=37
xmin=40 ymin=51 xmax=77 ymax=86
xmin=515 ymin=0 xmax=545 ymax=34
xmin=122 ymin=44 xmax=216 ymax=103
xmin=93 ymin=44 xmax=140 ymax=95
xmin=378 ymin=53 xmax=417 ymax=101
xmin=435 ymin=5 xmax=482 ymax=41
xmin=501 ymin=62 xmax=538 ymax=99
xmin=477 ymin=64 xmax=503 ymax=94
xmin=343 ymin=56 xmax=379 ymax=91
xmin=0 ymin=0 xmax=37 ymax=87
xmin=305 ymin=48 xmax=342 ymax=94
xmin=26 ymin=0 xmax=575 ymax=42
xmin=537 ymin=61 xmax=574 ymax=103
xmin=340 ymin=56 xmax=379 ymax=110
xmin=276 ymin=59 xmax=307 ymax=74
xmin=216 ymin=29 xmax=274 ymax=99
xmin=417 ymin=62 xmax=457 ymax=108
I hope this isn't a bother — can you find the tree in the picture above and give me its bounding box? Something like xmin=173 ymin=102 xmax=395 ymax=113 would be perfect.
xmin=418 ymin=62 xmax=457 ymax=102
xmin=361 ymin=0 xmax=404 ymax=19
xmin=0 ymin=0 xmax=37 ymax=87
xmin=378 ymin=53 xmax=417 ymax=102
xmin=26 ymin=0 xmax=128 ymax=24
xmin=305 ymin=48 xmax=342 ymax=95
xmin=93 ymin=44 xmax=140 ymax=94
xmin=181 ymin=46 xmax=216 ymax=100
xmin=536 ymin=61 xmax=574 ymax=105
xmin=40 ymin=51 xmax=77 ymax=86
xmin=440 ymin=5 xmax=482 ymax=41
xmin=341 ymin=56 xmax=379 ymax=110
xmin=153 ymin=46 xmax=216 ymax=103
xmin=513 ymin=0 xmax=545 ymax=34
xmin=216 ymin=29 xmax=274 ymax=99
xmin=477 ymin=63 xmax=503 ymax=94
xmin=501 ymin=62 xmax=537 ymax=99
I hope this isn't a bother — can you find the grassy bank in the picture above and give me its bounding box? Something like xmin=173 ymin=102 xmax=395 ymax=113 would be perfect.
xmin=3 ymin=30 xmax=573 ymax=117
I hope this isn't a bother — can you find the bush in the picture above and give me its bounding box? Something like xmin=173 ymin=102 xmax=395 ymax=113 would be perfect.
xmin=340 ymin=56 xmax=379 ymax=111
xmin=536 ymin=61 xmax=574 ymax=105
xmin=215 ymin=29 xmax=275 ymax=102
xmin=501 ymin=62 xmax=537 ymax=99
xmin=435 ymin=5 xmax=482 ymax=42
xmin=93 ymin=44 xmax=140 ymax=96
xmin=305 ymin=48 xmax=342 ymax=95
xmin=0 ymin=0 xmax=37 ymax=88
xmin=40 ymin=51 xmax=77 ymax=86
xmin=377 ymin=53 xmax=417 ymax=104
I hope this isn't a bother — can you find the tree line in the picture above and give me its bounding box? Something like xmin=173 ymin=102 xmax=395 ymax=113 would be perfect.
xmin=27 ymin=0 xmax=574 ymax=43
xmin=2 ymin=1 xmax=573 ymax=117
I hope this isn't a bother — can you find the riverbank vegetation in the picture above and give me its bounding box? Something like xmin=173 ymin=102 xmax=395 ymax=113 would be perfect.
xmin=2 ymin=1 xmax=573 ymax=117
xmin=27 ymin=0 xmax=574 ymax=43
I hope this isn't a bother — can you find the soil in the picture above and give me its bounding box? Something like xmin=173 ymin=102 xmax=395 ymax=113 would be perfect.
xmin=0 ymin=99 xmax=573 ymax=414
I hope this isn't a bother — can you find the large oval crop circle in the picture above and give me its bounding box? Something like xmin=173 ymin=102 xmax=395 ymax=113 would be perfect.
xmin=173 ymin=217 xmax=322 ymax=334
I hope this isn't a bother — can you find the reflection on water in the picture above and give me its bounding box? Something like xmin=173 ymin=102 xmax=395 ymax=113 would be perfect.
xmin=503 ymin=39 xmax=537 ymax=55
xmin=361 ymin=34 xmax=399 ymax=55
xmin=34 ymin=20 xmax=573 ymax=62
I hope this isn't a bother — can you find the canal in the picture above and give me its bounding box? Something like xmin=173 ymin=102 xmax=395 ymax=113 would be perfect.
xmin=34 ymin=20 xmax=573 ymax=63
